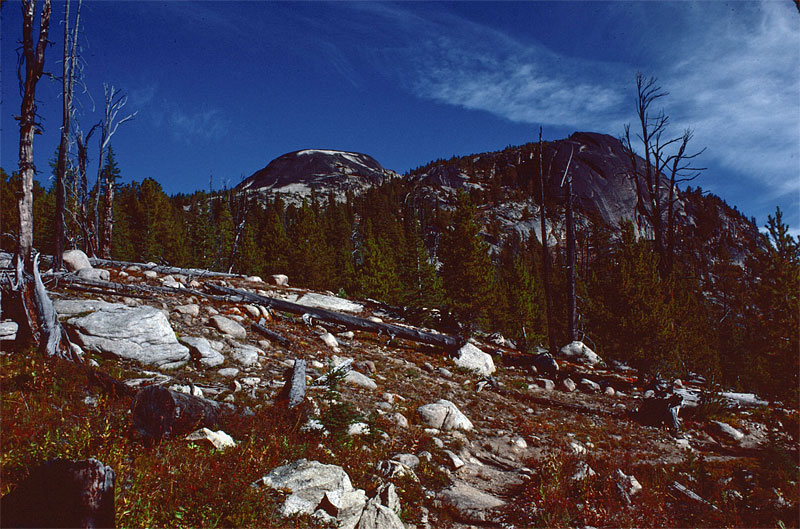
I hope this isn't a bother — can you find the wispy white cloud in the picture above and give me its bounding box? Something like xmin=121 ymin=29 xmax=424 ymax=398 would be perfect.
xmin=666 ymin=1 xmax=800 ymax=205
xmin=152 ymin=103 xmax=229 ymax=144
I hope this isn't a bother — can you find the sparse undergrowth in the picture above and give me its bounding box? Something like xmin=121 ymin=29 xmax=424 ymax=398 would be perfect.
xmin=0 ymin=351 xmax=443 ymax=528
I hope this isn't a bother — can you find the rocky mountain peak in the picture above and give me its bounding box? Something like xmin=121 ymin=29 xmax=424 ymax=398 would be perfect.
xmin=237 ymin=149 xmax=398 ymax=202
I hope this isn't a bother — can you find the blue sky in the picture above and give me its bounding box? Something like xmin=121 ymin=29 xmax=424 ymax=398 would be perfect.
xmin=2 ymin=1 xmax=798 ymax=233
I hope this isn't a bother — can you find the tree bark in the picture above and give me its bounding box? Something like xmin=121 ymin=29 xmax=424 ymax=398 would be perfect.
xmin=565 ymin=175 xmax=577 ymax=342
xmin=130 ymin=385 xmax=221 ymax=442
xmin=17 ymin=0 xmax=52 ymax=270
xmin=0 ymin=458 xmax=115 ymax=529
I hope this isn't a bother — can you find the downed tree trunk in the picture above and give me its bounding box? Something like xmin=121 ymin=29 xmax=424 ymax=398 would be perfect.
xmin=276 ymin=358 xmax=306 ymax=409
xmin=0 ymin=458 xmax=115 ymax=529
xmin=252 ymin=321 xmax=292 ymax=348
xmin=88 ymin=257 xmax=241 ymax=279
xmin=209 ymin=284 xmax=464 ymax=351
xmin=130 ymin=385 xmax=221 ymax=442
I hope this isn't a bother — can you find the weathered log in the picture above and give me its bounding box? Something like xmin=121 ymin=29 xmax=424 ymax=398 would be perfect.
xmin=276 ymin=359 xmax=306 ymax=409
xmin=32 ymin=254 xmax=79 ymax=362
xmin=0 ymin=458 xmax=115 ymax=529
xmin=87 ymin=367 xmax=136 ymax=399
xmin=130 ymin=385 xmax=220 ymax=442
xmin=62 ymin=274 xmax=230 ymax=301
xmin=252 ymin=321 xmax=292 ymax=348
xmin=87 ymin=257 xmax=241 ymax=279
xmin=209 ymin=284 xmax=464 ymax=351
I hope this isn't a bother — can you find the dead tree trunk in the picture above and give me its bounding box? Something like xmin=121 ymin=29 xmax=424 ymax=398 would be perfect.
xmin=130 ymin=385 xmax=220 ymax=442
xmin=0 ymin=458 xmax=115 ymax=529
xmin=96 ymin=86 xmax=136 ymax=259
xmin=75 ymin=124 xmax=97 ymax=255
xmin=560 ymin=146 xmax=576 ymax=342
xmin=54 ymin=0 xmax=81 ymax=271
xmin=538 ymin=128 xmax=557 ymax=354
xmin=210 ymin=283 xmax=463 ymax=350
xmin=16 ymin=0 xmax=52 ymax=270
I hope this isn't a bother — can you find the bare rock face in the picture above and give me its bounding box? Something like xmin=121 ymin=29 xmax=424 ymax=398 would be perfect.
xmin=54 ymin=300 xmax=190 ymax=369
xmin=62 ymin=249 xmax=92 ymax=272
xmin=439 ymin=481 xmax=505 ymax=524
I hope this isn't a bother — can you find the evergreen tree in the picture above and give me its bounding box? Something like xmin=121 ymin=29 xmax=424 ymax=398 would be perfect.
xmin=358 ymin=220 xmax=402 ymax=303
xmin=260 ymin=200 xmax=292 ymax=276
xmin=439 ymin=191 xmax=495 ymax=330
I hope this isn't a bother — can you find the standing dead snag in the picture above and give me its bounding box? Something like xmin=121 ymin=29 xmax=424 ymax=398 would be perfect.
xmin=622 ymin=73 xmax=704 ymax=277
xmin=16 ymin=0 xmax=52 ymax=270
xmin=95 ymin=85 xmax=136 ymax=259
xmin=54 ymin=0 xmax=83 ymax=271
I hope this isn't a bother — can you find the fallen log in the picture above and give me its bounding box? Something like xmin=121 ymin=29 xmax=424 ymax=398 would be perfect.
xmin=209 ymin=283 xmax=464 ymax=351
xmin=0 ymin=458 xmax=115 ymax=529
xmin=252 ymin=321 xmax=292 ymax=348
xmin=60 ymin=274 xmax=230 ymax=301
xmin=130 ymin=385 xmax=222 ymax=442
xmin=88 ymin=257 xmax=241 ymax=279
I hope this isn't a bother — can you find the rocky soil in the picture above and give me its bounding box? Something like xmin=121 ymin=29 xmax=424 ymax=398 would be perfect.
xmin=2 ymin=255 xmax=798 ymax=528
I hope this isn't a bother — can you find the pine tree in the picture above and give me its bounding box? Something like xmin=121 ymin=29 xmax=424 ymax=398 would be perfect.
xmin=439 ymin=191 xmax=495 ymax=330
xmin=358 ymin=220 xmax=402 ymax=303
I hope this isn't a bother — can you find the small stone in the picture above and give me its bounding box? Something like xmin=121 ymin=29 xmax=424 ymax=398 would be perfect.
xmin=453 ymin=342 xmax=495 ymax=377
xmin=710 ymin=420 xmax=745 ymax=443
xmin=62 ymin=249 xmax=92 ymax=271
xmin=77 ymin=268 xmax=110 ymax=281
xmin=231 ymin=345 xmax=261 ymax=366
xmin=604 ymin=386 xmax=616 ymax=396
xmin=387 ymin=413 xmax=408 ymax=428
xmin=246 ymin=276 xmax=263 ymax=283
xmin=579 ymin=378 xmax=601 ymax=393
xmin=438 ymin=367 xmax=453 ymax=378
xmin=534 ymin=378 xmax=555 ymax=391
xmin=218 ymin=367 xmax=240 ymax=378
xmin=143 ymin=270 xmax=158 ymax=279
xmin=210 ymin=315 xmax=247 ymax=339
xmin=344 ymin=370 xmax=377 ymax=390
xmin=443 ymin=449 xmax=465 ymax=470
xmin=392 ymin=453 xmax=419 ymax=468
xmin=348 ymin=422 xmax=370 ymax=436
xmin=271 ymin=274 xmax=289 ymax=287
xmin=417 ymin=400 xmax=473 ymax=431
xmin=175 ymin=304 xmax=200 ymax=317
xmin=241 ymin=377 xmax=262 ymax=386
xmin=186 ymin=427 xmax=236 ymax=450
xmin=561 ymin=378 xmax=577 ymax=392
xmin=320 ymin=332 xmax=340 ymax=351
xmin=242 ymin=305 xmax=261 ymax=318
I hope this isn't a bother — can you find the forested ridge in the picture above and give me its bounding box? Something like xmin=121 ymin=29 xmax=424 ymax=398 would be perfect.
xmin=2 ymin=146 xmax=797 ymax=403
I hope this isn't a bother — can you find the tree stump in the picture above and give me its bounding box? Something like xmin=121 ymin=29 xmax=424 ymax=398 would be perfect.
xmin=0 ymin=458 xmax=115 ymax=528
xmin=276 ymin=359 xmax=306 ymax=409
xmin=130 ymin=385 xmax=220 ymax=442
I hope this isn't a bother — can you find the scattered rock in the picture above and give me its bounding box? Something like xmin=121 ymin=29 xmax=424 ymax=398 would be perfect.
xmin=176 ymin=302 xmax=201 ymax=317
xmin=453 ymin=342 xmax=496 ymax=376
xmin=616 ymin=470 xmax=642 ymax=504
xmin=185 ymin=428 xmax=236 ymax=450
xmin=571 ymin=461 xmax=597 ymax=482
xmin=62 ymin=249 xmax=91 ymax=271
xmin=439 ymin=481 xmax=505 ymax=524
xmin=709 ymin=420 xmax=745 ymax=443
xmin=0 ymin=320 xmax=19 ymax=341
xmin=670 ymin=481 xmax=720 ymax=511
xmin=271 ymin=274 xmax=289 ymax=286
xmin=246 ymin=276 xmax=263 ymax=283
xmin=531 ymin=352 xmax=559 ymax=376
xmin=392 ymin=453 xmax=419 ymax=469
xmin=417 ymin=399 xmax=473 ymax=431
xmin=143 ymin=270 xmax=158 ymax=279
xmin=443 ymin=449 xmax=465 ymax=470
xmin=533 ymin=378 xmax=555 ymax=391
xmin=438 ymin=367 xmax=453 ymax=378
xmin=637 ymin=394 xmax=682 ymax=430
xmin=218 ymin=367 xmax=240 ymax=378
xmin=348 ymin=422 xmax=370 ymax=436
xmin=242 ymin=304 xmax=261 ymax=318
xmin=254 ymin=459 xmax=362 ymax=521
xmin=386 ymin=413 xmax=408 ymax=429
xmin=210 ymin=315 xmax=247 ymax=339
xmin=77 ymin=268 xmax=110 ymax=281
xmin=320 ymin=332 xmax=340 ymax=351
xmin=559 ymin=340 xmax=602 ymax=365
xmin=344 ymin=370 xmax=377 ymax=390
xmin=375 ymin=460 xmax=418 ymax=481
xmin=604 ymin=386 xmax=616 ymax=396
xmin=181 ymin=336 xmax=225 ymax=367
xmin=579 ymin=378 xmax=601 ymax=393
xmin=231 ymin=344 xmax=261 ymax=366
xmin=561 ymin=377 xmax=577 ymax=392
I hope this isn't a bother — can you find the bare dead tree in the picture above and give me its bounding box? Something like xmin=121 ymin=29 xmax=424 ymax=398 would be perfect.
xmin=226 ymin=191 xmax=253 ymax=274
xmin=16 ymin=0 xmax=52 ymax=271
xmin=537 ymin=127 xmax=556 ymax=353
xmin=74 ymin=121 xmax=97 ymax=254
xmin=622 ymin=73 xmax=704 ymax=277
xmin=53 ymin=0 xmax=82 ymax=270
xmin=559 ymin=146 xmax=576 ymax=342
xmin=94 ymin=84 xmax=136 ymax=259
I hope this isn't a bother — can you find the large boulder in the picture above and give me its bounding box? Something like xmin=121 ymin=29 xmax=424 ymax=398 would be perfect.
xmin=417 ymin=399 xmax=473 ymax=431
xmin=76 ymin=268 xmax=110 ymax=281
xmin=254 ymin=459 xmax=365 ymax=528
xmin=62 ymin=249 xmax=92 ymax=272
xmin=292 ymin=292 xmax=364 ymax=313
xmin=559 ymin=341 xmax=602 ymax=365
xmin=54 ymin=300 xmax=189 ymax=369
xmin=453 ymin=342 xmax=495 ymax=376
